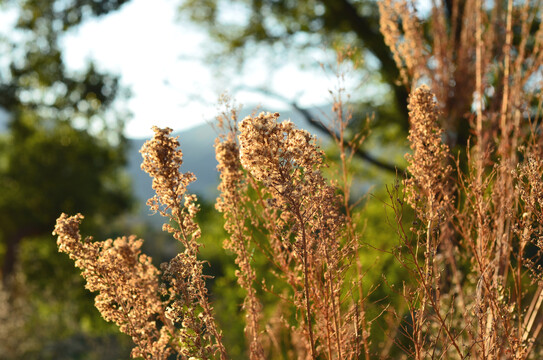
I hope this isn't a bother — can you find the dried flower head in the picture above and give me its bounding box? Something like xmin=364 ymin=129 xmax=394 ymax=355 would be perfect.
xmin=140 ymin=126 xmax=199 ymax=241
xmin=53 ymin=213 xmax=170 ymax=360
xmin=405 ymin=85 xmax=453 ymax=224
xmin=140 ymin=126 xmax=227 ymax=359
xmin=238 ymin=112 xmax=347 ymax=358
xmin=238 ymin=112 xmax=342 ymax=254
xmin=215 ymin=137 xmax=244 ymax=213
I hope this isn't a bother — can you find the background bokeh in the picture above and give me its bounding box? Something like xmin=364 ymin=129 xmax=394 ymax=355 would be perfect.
xmin=0 ymin=0 xmax=420 ymax=358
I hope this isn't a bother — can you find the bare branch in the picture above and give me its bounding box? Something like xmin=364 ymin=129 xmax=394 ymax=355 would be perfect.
xmin=235 ymin=86 xmax=405 ymax=174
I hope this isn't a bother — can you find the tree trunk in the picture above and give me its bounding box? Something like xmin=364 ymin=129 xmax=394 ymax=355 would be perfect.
xmin=2 ymin=227 xmax=42 ymax=283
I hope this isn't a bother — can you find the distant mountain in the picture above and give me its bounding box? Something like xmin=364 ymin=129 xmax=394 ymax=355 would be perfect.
xmin=126 ymin=106 xmax=332 ymax=225
xmin=127 ymin=121 xmax=218 ymax=206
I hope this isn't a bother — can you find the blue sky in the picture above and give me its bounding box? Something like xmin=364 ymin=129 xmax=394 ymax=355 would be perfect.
xmin=60 ymin=0 xmax=339 ymax=138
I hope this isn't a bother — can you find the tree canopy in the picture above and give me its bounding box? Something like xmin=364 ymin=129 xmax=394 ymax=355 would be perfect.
xmin=179 ymin=0 xmax=410 ymax=144
xmin=0 ymin=0 xmax=132 ymax=281
xmin=0 ymin=0 xmax=137 ymax=357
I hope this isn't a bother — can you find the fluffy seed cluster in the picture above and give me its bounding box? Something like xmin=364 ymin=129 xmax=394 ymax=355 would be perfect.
xmin=215 ymin=136 xmax=244 ymax=213
xmin=140 ymin=126 xmax=199 ymax=241
xmin=239 ymin=112 xmax=321 ymax=190
xmin=53 ymin=213 xmax=170 ymax=359
xmin=140 ymin=126 xmax=226 ymax=359
xmin=405 ymin=85 xmax=453 ymax=224
xmin=238 ymin=112 xmax=348 ymax=357
xmin=238 ymin=112 xmax=342 ymax=255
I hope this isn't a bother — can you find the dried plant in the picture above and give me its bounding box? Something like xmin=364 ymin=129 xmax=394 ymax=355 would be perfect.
xmin=376 ymin=1 xmax=543 ymax=357
xmin=53 ymin=1 xmax=543 ymax=359
xmin=213 ymin=99 xmax=370 ymax=359
xmin=238 ymin=112 xmax=349 ymax=359
xmin=54 ymin=214 xmax=171 ymax=359
xmin=379 ymin=0 xmax=543 ymax=149
xmin=54 ymin=126 xmax=227 ymax=360
xmin=214 ymin=98 xmax=265 ymax=359
xmin=140 ymin=126 xmax=227 ymax=359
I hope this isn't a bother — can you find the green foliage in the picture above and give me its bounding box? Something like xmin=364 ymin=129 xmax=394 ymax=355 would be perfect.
xmin=0 ymin=0 xmax=135 ymax=356
xmin=0 ymin=0 xmax=133 ymax=277
xmin=0 ymin=115 xmax=130 ymax=235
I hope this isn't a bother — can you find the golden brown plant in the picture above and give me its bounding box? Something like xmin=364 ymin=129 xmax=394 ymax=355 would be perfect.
xmin=235 ymin=111 xmax=369 ymax=360
xmin=140 ymin=126 xmax=227 ymax=360
xmin=214 ymin=99 xmax=265 ymax=360
xmin=400 ymin=85 xmax=462 ymax=358
xmin=405 ymin=85 xmax=453 ymax=226
xmin=377 ymin=1 xmax=543 ymax=357
xmin=54 ymin=127 xmax=227 ymax=360
xmin=53 ymin=1 xmax=543 ymax=359
xmin=54 ymin=214 xmax=171 ymax=359
xmin=389 ymin=83 xmax=543 ymax=358
xmin=212 ymin=84 xmax=372 ymax=359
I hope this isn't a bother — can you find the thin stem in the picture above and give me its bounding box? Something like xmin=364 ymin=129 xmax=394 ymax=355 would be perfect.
xmin=296 ymin=208 xmax=317 ymax=359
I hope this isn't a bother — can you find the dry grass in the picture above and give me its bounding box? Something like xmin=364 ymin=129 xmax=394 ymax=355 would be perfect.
xmin=53 ymin=1 xmax=543 ymax=358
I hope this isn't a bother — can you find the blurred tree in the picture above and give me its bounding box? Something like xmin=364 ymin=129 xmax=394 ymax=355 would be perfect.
xmin=179 ymin=0 xmax=410 ymax=168
xmin=179 ymin=0 xmax=542 ymax=164
xmin=0 ymin=0 xmax=132 ymax=282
